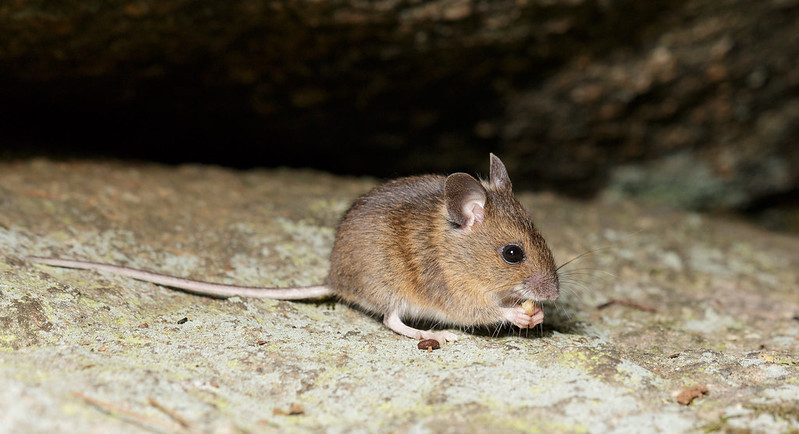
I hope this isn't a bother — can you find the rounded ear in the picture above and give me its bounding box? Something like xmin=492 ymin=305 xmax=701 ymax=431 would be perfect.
xmin=445 ymin=173 xmax=487 ymax=229
xmin=489 ymin=153 xmax=512 ymax=191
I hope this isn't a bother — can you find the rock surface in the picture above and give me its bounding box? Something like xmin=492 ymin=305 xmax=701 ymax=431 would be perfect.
xmin=2 ymin=0 xmax=798 ymax=213
xmin=1 ymin=159 xmax=797 ymax=432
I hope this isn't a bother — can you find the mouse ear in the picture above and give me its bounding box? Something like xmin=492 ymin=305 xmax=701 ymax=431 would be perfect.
xmin=445 ymin=173 xmax=487 ymax=230
xmin=489 ymin=153 xmax=512 ymax=191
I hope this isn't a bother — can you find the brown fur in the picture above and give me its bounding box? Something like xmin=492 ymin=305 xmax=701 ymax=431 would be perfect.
xmin=328 ymin=162 xmax=558 ymax=328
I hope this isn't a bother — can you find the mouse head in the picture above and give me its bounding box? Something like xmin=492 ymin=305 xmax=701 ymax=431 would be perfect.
xmin=443 ymin=154 xmax=559 ymax=304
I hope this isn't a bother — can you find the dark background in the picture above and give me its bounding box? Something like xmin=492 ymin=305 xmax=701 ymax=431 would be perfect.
xmin=2 ymin=0 xmax=798 ymax=231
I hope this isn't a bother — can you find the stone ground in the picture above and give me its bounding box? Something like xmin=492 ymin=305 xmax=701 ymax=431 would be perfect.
xmin=0 ymin=159 xmax=797 ymax=433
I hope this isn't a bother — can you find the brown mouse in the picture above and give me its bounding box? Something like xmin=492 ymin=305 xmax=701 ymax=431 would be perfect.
xmin=29 ymin=154 xmax=559 ymax=344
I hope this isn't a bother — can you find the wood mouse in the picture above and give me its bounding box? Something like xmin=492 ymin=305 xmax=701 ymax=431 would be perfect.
xmin=29 ymin=154 xmax=559 ymax=344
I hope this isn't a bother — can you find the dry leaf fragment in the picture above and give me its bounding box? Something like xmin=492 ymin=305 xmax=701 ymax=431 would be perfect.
xmin=417 ymin=339 xmax=441 ymax=351
xmin=289 ymin=403 xmax=304 ymax=415
xmin=273 ymin=403 xmax=305 ymax=416
xmin=676 ymin=385 xmax=708 ymax=405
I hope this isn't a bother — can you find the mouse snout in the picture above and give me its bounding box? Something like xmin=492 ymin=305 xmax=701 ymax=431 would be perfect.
xmin=523 ymin=272 xmax=560 ymax=301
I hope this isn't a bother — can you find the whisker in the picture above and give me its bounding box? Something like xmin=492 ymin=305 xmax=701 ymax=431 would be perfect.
xmin=560 ymin=268 xmax=617 ymax=279
xmin=545 ymin=230 xmax=649 ymax=334
xmin=562 ymin=278 xmax=588 ymax=289
xmin=556 ymin=228 xmax=646 ymax=273
xmin=556 ymin=302 xmax=575 ymax=324
xmin=559 ymin=280 xmax=593 ymax=300
xmin=556 ymin=246 xmax=610 ymax=272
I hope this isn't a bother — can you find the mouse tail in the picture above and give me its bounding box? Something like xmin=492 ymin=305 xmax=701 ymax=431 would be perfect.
xmin=27 ymin=256 xmax=333 ymax=300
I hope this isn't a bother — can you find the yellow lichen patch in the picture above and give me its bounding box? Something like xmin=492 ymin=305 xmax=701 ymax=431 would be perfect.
xmin=0 ymin=334 xmax=18 ymax=344
xmin=78 ymin=297 xmax=105 ymax=309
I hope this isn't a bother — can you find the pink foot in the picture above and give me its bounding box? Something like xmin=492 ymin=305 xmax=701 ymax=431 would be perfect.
xmin=419 ymin=330 xmax=458 ymax=344
xmin=501 ymin=304 xmax=544 ymax=329
xmin=383 ymin=311 xmax=458 ymax=345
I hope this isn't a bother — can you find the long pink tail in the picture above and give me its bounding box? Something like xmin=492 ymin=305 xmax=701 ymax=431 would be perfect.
xmin=27 ymin=256 xmax=332 ymax=300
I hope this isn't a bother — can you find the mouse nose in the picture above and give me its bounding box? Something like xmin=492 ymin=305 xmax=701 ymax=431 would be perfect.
xmin=524 ymin=272 xmax=560 ymax=300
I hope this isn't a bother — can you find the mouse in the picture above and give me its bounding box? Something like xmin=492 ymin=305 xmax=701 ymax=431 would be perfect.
xmin=28 ymin=153 xmax=560 ymax=344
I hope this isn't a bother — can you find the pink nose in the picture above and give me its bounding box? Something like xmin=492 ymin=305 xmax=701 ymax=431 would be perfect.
xmin=524 ymin=273 xmax=560 ymax=300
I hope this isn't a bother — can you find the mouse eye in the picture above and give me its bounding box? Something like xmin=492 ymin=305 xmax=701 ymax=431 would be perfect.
xmin=500 ymin=244 xmax=525 ymax=264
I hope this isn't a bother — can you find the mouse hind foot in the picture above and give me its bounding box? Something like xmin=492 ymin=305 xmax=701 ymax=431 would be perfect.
xmin=383 ymin=311 xmax=458 ymax=345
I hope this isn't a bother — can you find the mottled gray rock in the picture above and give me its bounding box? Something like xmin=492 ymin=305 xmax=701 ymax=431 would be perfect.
xmin=2 ymin=0 xmax=798 ymax=218
xmin=1 ymin=160 xmax=797 ymax=432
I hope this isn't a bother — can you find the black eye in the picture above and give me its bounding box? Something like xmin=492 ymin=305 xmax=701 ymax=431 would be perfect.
xmin=501 ymin=244 xmax=525 ymax=264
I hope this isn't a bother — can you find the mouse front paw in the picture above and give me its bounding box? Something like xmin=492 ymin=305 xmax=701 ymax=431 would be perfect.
xmin=502 ymin=304 xmax=544 ymax=329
